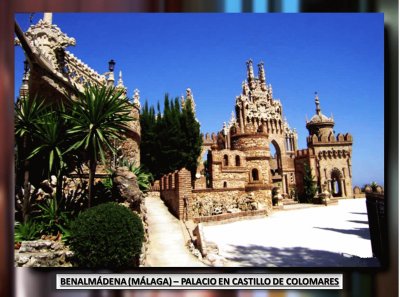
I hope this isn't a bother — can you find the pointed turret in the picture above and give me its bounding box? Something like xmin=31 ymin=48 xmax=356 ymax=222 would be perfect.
xmin=306 ymin=92 xmax=335 ymax=137
xmin=246 ymin=59 xmax=256 ymax=89
xmin=258 ymin=61 xmax=267 ymax=91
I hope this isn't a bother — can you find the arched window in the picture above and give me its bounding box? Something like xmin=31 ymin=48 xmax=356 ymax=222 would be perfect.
xmin=223 ymin=154 xmax=229 ymax=166
xmin=223 ymin=181 xmax=227 ymax=188
xmin=235 ymin=155 xmax=241 ymax=166
xmin=252 ymin=168 xmax=259 ymax=181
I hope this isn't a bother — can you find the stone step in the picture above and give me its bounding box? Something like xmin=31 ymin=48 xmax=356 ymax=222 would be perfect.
xmin=282 ymin=199 xmax=299 ymax=205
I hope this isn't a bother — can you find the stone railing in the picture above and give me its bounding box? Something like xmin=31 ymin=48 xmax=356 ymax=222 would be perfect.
xmin=63 ymin=51 xmax=106 ymax=91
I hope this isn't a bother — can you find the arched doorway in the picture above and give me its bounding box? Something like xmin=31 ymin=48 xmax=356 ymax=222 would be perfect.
xmin=269 ymin=140 xmax=282 ymax=174
xmin=330 ymin=168 xmax=343 ymax=197
xmin=269 ymin=139 xmax=285 ymax=192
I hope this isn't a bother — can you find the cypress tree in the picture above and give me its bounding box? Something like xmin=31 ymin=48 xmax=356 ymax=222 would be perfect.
xmin=140 ymin=93 xmax=202 ymax=181
xmin=181 ymin=98 xmax=202 ymax=181
xmin=302 ymin=162 xmax=318 ymax=203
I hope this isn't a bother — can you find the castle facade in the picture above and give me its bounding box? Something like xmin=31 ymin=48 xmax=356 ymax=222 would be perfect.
xmin=196 ymin=59 xmax=353 ymax=201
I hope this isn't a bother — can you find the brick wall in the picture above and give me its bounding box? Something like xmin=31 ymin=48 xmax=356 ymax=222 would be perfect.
xmin=159 ymin=168 xmax=272 ymax=221
xmin=159 ymin=168 xmax=192 ymax=219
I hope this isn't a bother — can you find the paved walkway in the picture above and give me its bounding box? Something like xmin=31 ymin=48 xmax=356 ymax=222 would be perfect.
xmin=144 ymin=194 xmax=206 ymax=267
xmin=202 ymin=198 xmax=380 ymax=267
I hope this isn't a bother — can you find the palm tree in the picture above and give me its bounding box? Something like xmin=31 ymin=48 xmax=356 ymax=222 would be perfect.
xmin=64 ymin=85 xmax=133 ymax=207
xmin=15 ymin=96 xmax=46 ymax=222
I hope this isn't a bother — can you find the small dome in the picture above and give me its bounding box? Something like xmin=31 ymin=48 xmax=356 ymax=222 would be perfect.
xmin=309 ymin=113 xmax=333 ymax=124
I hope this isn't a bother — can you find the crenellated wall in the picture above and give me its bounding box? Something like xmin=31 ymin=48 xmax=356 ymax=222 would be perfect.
xmin=307 ymin=132 xmax=353 ymax=146
xmin=159 ymin=168 xmax=192 ymax=219
xmin=159 ymin=167 xmax=273 ymax=221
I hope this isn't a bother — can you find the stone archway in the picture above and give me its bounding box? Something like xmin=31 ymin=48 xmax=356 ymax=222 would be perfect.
xmin=330 ymin=168 xmax=343 ymax=197
xmin=269 ymin=139 xmax=286 ymax=193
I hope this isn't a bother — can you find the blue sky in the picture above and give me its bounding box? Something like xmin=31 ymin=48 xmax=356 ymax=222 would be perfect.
xmin=14 ymin=13 xmax=384 ymax=186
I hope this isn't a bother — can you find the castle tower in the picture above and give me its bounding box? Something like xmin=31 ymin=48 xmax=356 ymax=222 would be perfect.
xmin=305 ymin=92 xmax=335 ymax=138
xmin=232 ymin=59 xmax=298 ymax=194
xmin=295 ymin=93 xmax=353 ymax=198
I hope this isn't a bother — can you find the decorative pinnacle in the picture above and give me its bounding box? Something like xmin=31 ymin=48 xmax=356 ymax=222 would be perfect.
xmin=246 ymin=59 xmax=254 ymax=81
xmin=314 ymin=92 xmax=321 ymax=116
xmin=258 ymin=61 xmax=266 ymax=82
xmin=133 ymin=88 xmax=141 ymax=108
xmin=117 ymin=70 xmax=124 ymax=87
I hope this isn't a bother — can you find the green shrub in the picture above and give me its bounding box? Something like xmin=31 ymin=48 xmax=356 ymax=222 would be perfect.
xmin=14 ymin=220 xmax=42 ymax=242
xmin=69 ymin=202 xmax=144 ymax=269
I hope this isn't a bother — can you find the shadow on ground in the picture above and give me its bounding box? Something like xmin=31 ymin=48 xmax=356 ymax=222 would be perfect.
xmin=350 ymin=212 xmax=367 ymax=215
xmin=347 ymin=219 xmax=369 ymax=225
xmin=314 ymin=227 xmax=371 ymax=240
xmin=225 ymin=245 xmax=380 ymax=267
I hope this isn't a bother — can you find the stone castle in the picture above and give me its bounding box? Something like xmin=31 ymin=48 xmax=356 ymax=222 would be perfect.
xmin=194 ymin=59 xmax=353 ymax=202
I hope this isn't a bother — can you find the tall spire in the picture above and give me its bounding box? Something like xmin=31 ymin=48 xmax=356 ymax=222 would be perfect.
xmin=314 ymin=92 xmax=321 ymax=115
xmin=258 ymin=61 xmax=267 ymax=91
xmin=246 ymin=59 xmax=255 ymax=87
xmin=43 ymin=12 xmax=53 ymax=24
xmin=258 ymin=61 xmax=266 ymax=83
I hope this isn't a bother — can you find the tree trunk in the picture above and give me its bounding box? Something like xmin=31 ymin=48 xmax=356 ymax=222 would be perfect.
xmin=22 ymin=135 xmax=30 ymax=223
xmin=88 ymin=157 xmax=97 ymax=208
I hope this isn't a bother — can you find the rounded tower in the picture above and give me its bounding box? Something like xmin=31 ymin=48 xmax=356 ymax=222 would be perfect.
xmin=306 ymin=92 xmax=335 ymax=137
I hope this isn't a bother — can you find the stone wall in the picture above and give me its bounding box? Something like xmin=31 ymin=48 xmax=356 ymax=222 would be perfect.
xmin=191 ymin=186 xmax=272 ymax=219
xmin=160 ymin=168 xmax=192 ymax=219
xmin=15 ymin=240 xmax=73 ymax=267
xmin=159 ymin=167 xmax=273 ymax=221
